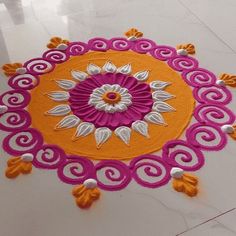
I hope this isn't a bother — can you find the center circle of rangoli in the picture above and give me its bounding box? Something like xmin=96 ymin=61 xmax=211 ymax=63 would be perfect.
xmin=28 ymin=50 xmax=195 ymax=160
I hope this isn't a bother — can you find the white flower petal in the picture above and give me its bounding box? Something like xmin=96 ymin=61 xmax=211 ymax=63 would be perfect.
xmin=150 ymin=80 xmax=171 ymax=90
xmin=103 ymin=61 xmax=117 ymax=73
xmin=144 ymin=112 xmax=166 ymax=125
xmin=105 ymin=105 xmax=116 ymax=113
xmin=47 ymin=91 xmax=69 ymax=102
xmin=55 ymin=80 xmax=76 ymax=90
xmin=87 ymin=63 xmax=101 ymax=75
xmin=110 ymin=84 xmax=121 ymax=92
xmin=55 ymin=115 xmax=80 ymax=130
xmin=115 ymin=126 xmax=131 ymax=145
xmin=114 ymin=103 xmax=127 ymax=112
xmin=71 ymin=70 xmax=88 ymax=81
xmin=117 ymin=64 xmax=132 ymax=74
xmin=152 ymin=90 xmax=175 ymax=101
xmin=74 ymin=122 xmax=95 ymax=138
xmin=131 ymin=120 xmax=149 ymax=138
xmin=152 ymin=101 xmax=176 ymax=113
xmin=95 ymin=127 xmax=112 ymax=148
xmin=102 ymin=84 xmax=112 ymax=91
xmin=134 ymin=70 xmax=149 ymax=81
xmin=45 ymin=104 xmax=71 ymax=116
xmin=95 ymin=101 xmax=107 ymax=110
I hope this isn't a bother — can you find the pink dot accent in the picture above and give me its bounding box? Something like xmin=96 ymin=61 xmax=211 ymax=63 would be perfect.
xmin=107 ymin=92 xmax=117 ymax=99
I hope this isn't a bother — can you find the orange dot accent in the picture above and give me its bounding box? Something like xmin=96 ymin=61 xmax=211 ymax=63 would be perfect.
xmin=102 ymin=92 xmax=121 ymax=104
xmin=28 ymin=50 xmax=195 ymax=160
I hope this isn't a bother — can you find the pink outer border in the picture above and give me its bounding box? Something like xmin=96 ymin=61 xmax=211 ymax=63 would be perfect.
xmin=0 ymin=37 xmax=235 ymax=191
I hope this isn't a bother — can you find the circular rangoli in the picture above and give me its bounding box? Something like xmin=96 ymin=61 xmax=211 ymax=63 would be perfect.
xmin=1 ymin=29 xmax=236 ymax=209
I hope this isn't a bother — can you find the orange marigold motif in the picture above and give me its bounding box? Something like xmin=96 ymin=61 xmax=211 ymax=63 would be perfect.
xmin=5 ymin=156 xmax=33 ymax=179
xmin=172 ymin=173 xmax=198 ymax=197
xmin=47 ymin=37 xmax=70 ymax=49
xmin=125 ymin=28 xmax=143 ymax=40
xmin=2 ymin=63 xmax=23 ymax=76
xmin=219 ymin=73 xmax=236 ymax=87
xmin=176 ymin=43 xmax=196 ymax=54
xmin=72 ymin=179 xmax=101 ymax=209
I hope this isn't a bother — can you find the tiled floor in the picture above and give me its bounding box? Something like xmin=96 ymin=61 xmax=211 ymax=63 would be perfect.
xmin=0 ymin=0 xmax=236 ymax=235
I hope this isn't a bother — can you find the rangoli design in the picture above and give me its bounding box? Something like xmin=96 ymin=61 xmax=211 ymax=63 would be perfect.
xmin=1 ymin=29 xmax=236 ymax=209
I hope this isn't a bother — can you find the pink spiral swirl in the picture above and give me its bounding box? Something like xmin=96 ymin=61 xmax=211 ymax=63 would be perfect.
xmin=167 ymin=56 xmax=198 ymax=72
xmin=182 ymin=68 xmax=217 ymax=87
xmin=186 ymin=123 xmax=227 ymax=151
xmin=129 ymin=155 xmax=171 ymax=188
xmin=57 ymin=155 xmax=95 ymax=184
xmin=24 ymin=58 xmax=55 ymax=75
xmin=193 ymin=85 xmax=232 ymax=105
xmin=0 ymin=89 xmax=30 ymax=109
xmin=3 ymin=128 xmax=43 ymax=156
xmin=162 ymin=140 xmax=205 ymax=171
xmin=8 ymin=73 xmax=39 ymax=90
xmin=42 ymin=49 xmax=69 ymax=63
xmin=88 ymin=37 xmax=109 ymax=51
xmin=33 ymin=145 xmax=66 ymax=169
xmin=194 ymin=104 xmax=235 ymax=126
xmin=66 ymin=42 xmax=88 ymax=56
xmin=95 ymin=160 xmax=131 ymax=190
xmin=0 ymin=110 xmax=31 ymax=131
xmin=109 ymin=37 xmax=132 ymax=51
xmin=132 ymin=39 xmax=156 ymax=54
xmin=150 ymin=45 xmax=177 ymax=61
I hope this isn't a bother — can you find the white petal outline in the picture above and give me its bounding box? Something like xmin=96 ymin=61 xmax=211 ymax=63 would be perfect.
xmin=71 ymin=70 xmax=88 ymax=81
xmin=45 ymin=104 xmax=71 ymax=116
xmin=73 ymin=122 xmax=95 ymax=139
xmin=152 ymin=90 xmax=175 ymax=101
xmin=87 ymin=63 xmax=101 ymax=75
xmin=55 ymin=79 xmax=76 ymax=90
xmin=134 ymin=70 xmax=149 ymax=81
xmin=46 ymin=91 xmax=69 ymax=102
xmin=55 ymin=115 xmax=80 ymax=130
xmin=95 ymin=127 xmax=112 ymax=148
xmin=144 ymin=112 xmax=166 ymax=125
xmin=103 ymin=61 xmax=117 ymax=73
xmin=152 ymin=101 xmax=176 ymax=113
xmin=115 ymin=126 xmax=131 ymax=145
xmin=117 ymin=64 xmax=132 ymax=74
xmin=150 ymin=80 xmax=171 ymax=90
xmin=131 ymin=120 xmax=149 ymax=138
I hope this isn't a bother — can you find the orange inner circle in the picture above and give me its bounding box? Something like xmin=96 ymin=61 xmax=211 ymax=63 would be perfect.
xmin=28 ymin=50 xmax=195 ymax=160
xmin=102 ymin=92 xmax=121 ymax=104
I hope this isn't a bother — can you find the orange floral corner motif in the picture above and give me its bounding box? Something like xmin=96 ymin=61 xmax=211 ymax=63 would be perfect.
xmin=2 ymin=63 xmax=23 ymax=77
xmin=219 ymin=73 xmax=236 ymax=87
xmin=47 ymin=36 xmax=70 ymax=49
xmin=176 ymin=43 xmax=196 ymax=54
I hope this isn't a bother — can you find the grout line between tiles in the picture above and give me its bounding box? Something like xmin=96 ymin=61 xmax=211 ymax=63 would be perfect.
xmin=178 ymin=0 xmax=236 ymax=54
xmin=176 ymin=208 xmax=236 ymax=235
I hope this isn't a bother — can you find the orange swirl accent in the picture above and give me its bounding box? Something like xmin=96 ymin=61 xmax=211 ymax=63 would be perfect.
xmin=177 ymin=44 xmax=196 ymax=54
xmin=172 ymin=173 xmax=198 ymax=197
xmin=124 ymin=28 xmax=143 ymax=38
xmin=2 ymin=63 xmax=23 ymax=77
xmin=72 ymin=185 xmax=101 ymax=209
xmin=47 ymin=37 xmax=70 ymax=49
xmin=5 ymin=156 xmax=32 ymax=179
xmin=219 ymin=74 xmax=236 ymax=87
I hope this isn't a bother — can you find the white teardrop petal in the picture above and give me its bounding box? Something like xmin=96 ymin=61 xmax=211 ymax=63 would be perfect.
xmin=71 ymin=70 xmax=88 ymax=81
xmin=115 ymin=126 xmax=131 ymax=145
xmin=152 ymin=90 xmax=175 ymax=101
xmin=103 ymin=61 xmax=117 ymax=73
xmin=134 ymin=70 xmax=149 ymax=81
xmin=152 ymin=101 xmax=175 ymax=113
xmin=117 ymin=64 xmax=132 ymax=74
xmin=95 ymin=127 xmax=112 ymax=148
xmin=55 ymin=80 xmax=76 ymax=90
xmin=74 ymin=122 xmax=95 ymax=138
xmin=45 ymin=104 xmax=71 ymax=116
xmin=87 ymin=63 xmax=101 ymax=75
xmin=47 ymin=91 xmax=69 ymax=102
xmin=150 ymin=80 xmax=171 ymax=90
xmin=144 ymin=112 xmax=166 ymax=125
xmin=131 ymin=120 xmax=149 ymax=138
xmin=55 ymin=115 xmax=80 ymax=129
